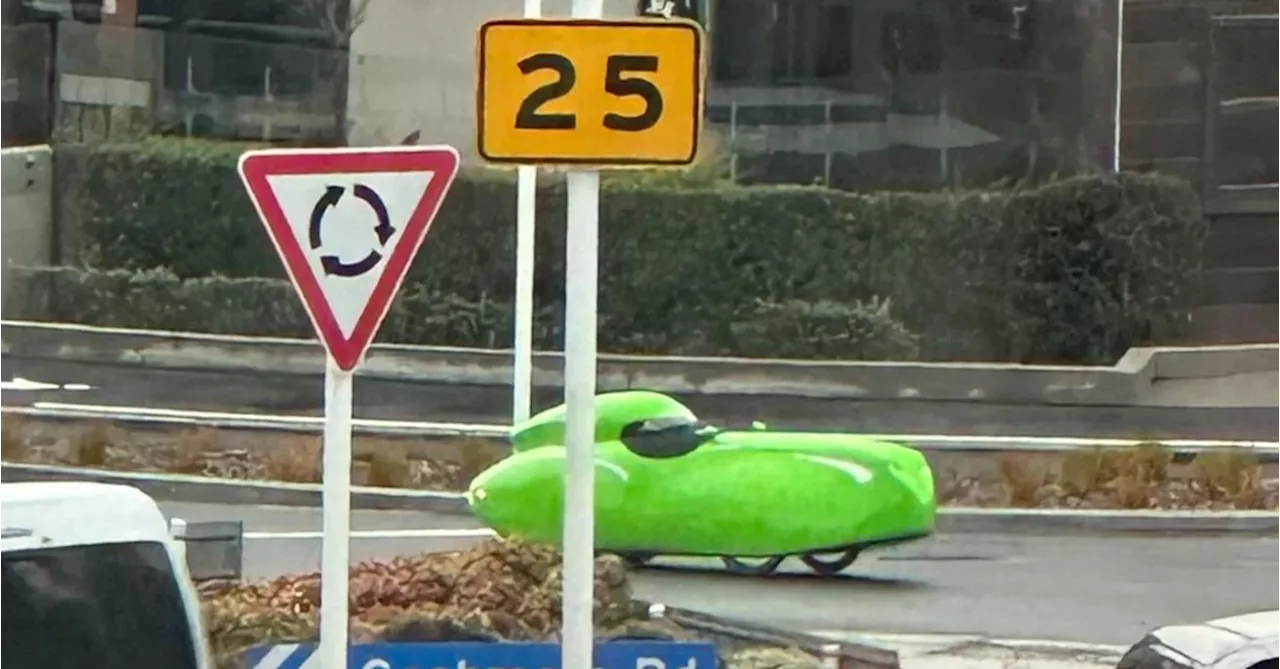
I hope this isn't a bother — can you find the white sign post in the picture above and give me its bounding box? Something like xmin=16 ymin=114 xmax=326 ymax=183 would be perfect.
xmin=1112 ymin=0 xmax=1125 ymax=172
xmin=512 ymin=0 xmax=544 ymax=424
xmin=238 ymin=146 xmax=461 ymax=669
xmin=560 ymin=1 xmax=604 ymax=667
xmin=475 ymin=9 xmax=705 ymax=669
xmin=320 ymin=358 xmax=354 ymax=666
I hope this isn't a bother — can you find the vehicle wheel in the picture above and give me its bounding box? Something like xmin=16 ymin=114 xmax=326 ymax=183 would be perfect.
xmin=720 ymin=555 xmax=784 ymax=576
xmin=800 ymin=548 xmax=860 ymax=575
xmin=619 ymin=552 xmax=655 ymax=567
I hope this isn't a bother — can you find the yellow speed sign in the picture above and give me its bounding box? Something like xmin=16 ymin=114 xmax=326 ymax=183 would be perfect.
xmin=476 ymin=18 xmax=706 ymax=167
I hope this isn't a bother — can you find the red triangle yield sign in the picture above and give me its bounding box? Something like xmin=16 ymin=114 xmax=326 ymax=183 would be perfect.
xmin=237 ymin=146 xmax=461 ymax=372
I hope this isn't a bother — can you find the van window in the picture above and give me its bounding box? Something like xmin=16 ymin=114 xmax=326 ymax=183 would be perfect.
xmin=2 ymin=541 xmax=199 ymax=669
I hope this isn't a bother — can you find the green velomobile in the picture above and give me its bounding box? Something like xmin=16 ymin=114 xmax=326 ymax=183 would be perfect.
xmin=467 ymin=390 xmax=936 ymax=575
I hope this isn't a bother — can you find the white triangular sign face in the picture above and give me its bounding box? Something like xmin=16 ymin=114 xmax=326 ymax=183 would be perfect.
xmin=237 ymin=146 xmax=461 ymax=372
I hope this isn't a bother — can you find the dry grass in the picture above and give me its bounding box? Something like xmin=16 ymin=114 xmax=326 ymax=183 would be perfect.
xmin=1 ymin=415 xmax=31 ymax=461
xmin=993 ymin=441 xmax=1270 ymax=510
xmin=260 ymin=434 xmax=321 ymax=483
xmin=995 ymin=453 xmax=1050 ymax=507
xmin=172 ymin=427 xmax=219 ymax=474
xmin=454 ymin=436 xmax=506 ymax=488
xmin=71 ymin=421 xmax=114 ymax=467
xmin=1197 ymin=449 xmax=1269 ymax=509
xmin=366 ymin=446 xmax=412 ymax=488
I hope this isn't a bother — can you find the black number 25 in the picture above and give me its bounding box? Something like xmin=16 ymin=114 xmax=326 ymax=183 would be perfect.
xmin=514 ymin=53 xmax=665 ymax=132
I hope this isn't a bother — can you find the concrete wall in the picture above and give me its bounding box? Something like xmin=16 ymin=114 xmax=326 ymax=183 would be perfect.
xmin=4 ymin=321 xmax=1275 ymax=439
xmin=343 ymin=0 xmax=639 ymax=158
xmin=5 ymin=320 xmax=1276 ymax=409
xmin=1 ymin=145 xmax=54 ymax=314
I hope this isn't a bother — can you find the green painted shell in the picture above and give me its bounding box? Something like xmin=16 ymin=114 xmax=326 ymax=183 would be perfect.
xmin=508 ymin=390 xmax=697 ymax=452
xmin=473 ymin=392 xmax=936 ymax=557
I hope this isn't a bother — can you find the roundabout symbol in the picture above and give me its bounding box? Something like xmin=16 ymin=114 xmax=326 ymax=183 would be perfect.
xmin=308 ymin=183 xmax=394 ymax=278
xmin=235 ymin=144 xmax=461 ymax=370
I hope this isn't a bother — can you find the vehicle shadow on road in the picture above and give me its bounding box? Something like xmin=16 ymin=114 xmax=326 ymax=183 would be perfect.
xmin=638 ymin=562 xmax=928 ymax=589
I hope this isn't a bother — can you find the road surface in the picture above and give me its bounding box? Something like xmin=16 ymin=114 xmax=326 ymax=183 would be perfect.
xmin=6 ymin=358 xmax=1276 ymax=440
xmin=161 ymin=502 xmax=1280 ymax=646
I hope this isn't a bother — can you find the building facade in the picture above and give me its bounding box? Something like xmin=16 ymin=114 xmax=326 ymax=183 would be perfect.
xmin=9 ymin=0 xmax=1269 ymax=194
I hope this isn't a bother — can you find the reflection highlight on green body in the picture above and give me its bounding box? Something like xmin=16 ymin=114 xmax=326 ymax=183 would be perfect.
xmin=467 ymin=391 xmax=936 ymax=575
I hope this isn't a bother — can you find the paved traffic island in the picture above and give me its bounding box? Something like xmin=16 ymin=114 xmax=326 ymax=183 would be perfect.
xmin=4 ymin=414 xmax=1275 ymax=512
xmin=199 ymin=535 xmax=900 ymax=669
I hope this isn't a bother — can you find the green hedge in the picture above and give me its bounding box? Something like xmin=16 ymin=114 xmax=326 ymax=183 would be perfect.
xmin=50 ymin=138 xmax=1207 ymax=363
xmin=7 ymin=267 xmax=922 ymax=360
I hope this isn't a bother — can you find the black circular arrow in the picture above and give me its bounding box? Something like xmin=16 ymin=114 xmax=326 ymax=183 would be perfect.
xmin=308 ymin=183 xmax=396 ymax=278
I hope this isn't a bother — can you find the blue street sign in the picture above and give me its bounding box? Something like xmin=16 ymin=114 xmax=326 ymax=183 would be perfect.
xmin=244 ymin=640 xmax=719 ymax=669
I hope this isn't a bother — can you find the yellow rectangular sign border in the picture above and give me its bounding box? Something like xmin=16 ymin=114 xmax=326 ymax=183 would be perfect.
xmin=475 ymin=17 xmax=707 ymax=169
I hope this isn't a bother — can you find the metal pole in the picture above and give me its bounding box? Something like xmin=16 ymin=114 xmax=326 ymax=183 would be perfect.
xmin=561 ymin=5 xmax=602 ymax=669
xmin=319 ymin=361 xmax=353 ymax=669
xmin=1112 ymin=0 xmax=1125 ymax=172
xmin=513 ymin=0 xmax=543 ymax=423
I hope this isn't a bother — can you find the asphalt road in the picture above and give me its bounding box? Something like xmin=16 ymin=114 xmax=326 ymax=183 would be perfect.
xmin=160 ymin=502 xmax=1280 ymax=647
xmin=7 ymin=358 xmax=1278 ymax=440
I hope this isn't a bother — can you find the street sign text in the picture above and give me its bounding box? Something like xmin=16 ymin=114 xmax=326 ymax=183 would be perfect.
xmin=476 ymin=18 xmax=705 ymax=167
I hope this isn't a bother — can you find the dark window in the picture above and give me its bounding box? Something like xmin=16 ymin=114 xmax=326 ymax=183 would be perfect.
xmin=772 ymin=0 xmax=854 ymax=81
xmin=136 ymin=0 xmax=172 ymax=18
xmin=882 ymin=11 xmax=943 ymax=76
xmin=2 ymin=541 xmax=199 ymax=669
xmin=709 ymin=0 xmax=747 ymax=82
xmin=0 ymin=21 xmax=54 ymax=147
xmin=770 ymin=0 xmax=802 ymax=80
xmin=620 ymin=416 xmax=715 ymax=459
xmin=1210 ymin=22 xmax=1279 ymax=187
xmin=710 ymin=0 xmax=853 ymax=83
xmin=172 ymin=0 xmax=287 ymax=25
xmin=815 ymin=4 xmax=852 ymax=78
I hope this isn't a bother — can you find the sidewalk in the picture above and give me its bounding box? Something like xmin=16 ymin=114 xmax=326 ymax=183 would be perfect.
xmin=816 ymin=632 xmax=1125 ymax=669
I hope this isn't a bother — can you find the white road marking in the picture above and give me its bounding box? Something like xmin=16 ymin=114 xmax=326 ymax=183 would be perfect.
xmin=247 ymin=644 xmax=300 ymax=669
xmin=0 ymin=377 xmax=96 ymax=392
xmin=242 ymin=528 xmax=497 ymax=541
xmin=810 ymin=631 xmax=1130 ymax=655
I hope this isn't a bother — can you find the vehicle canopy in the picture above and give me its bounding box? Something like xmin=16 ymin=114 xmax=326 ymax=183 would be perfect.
xmin=1 ymin=481 xmax=211 ymax=669
xmin=509 ymin=390 xmax=699 ymax=452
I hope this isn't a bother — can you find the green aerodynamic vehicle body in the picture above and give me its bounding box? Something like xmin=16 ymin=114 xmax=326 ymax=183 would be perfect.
xmin=467 ymin=390 xmax=936 ymax=575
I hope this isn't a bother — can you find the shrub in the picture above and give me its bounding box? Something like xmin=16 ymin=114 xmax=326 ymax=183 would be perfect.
xmin=57 ymin=138 xmax=279 ymax=279
xmin=49 ymin=138 xmax=1207 ymax=363
xmin=730 ymin=297 xmax=920 ymax=360
xmin=6 ymin=267 xmax=922 ymax=359
xmin=9 ymin=266 xmax=542 ymax=346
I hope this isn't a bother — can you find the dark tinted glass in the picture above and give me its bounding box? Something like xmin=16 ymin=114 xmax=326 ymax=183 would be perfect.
xmin=1 ymin=541 xmax=199 ymax=669
xmin=620 ymin=416 xmax=713 ymax=458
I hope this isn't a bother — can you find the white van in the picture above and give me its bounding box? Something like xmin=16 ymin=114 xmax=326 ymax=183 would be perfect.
xmin=1 ymin=481 xmax=212 ymax=669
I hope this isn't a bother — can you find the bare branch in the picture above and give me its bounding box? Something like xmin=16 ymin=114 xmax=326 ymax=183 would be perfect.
xmin=347 ymin=0 xmax=370 ymax=34
xmin=292 ymin=0 xmax=369 ymax=45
